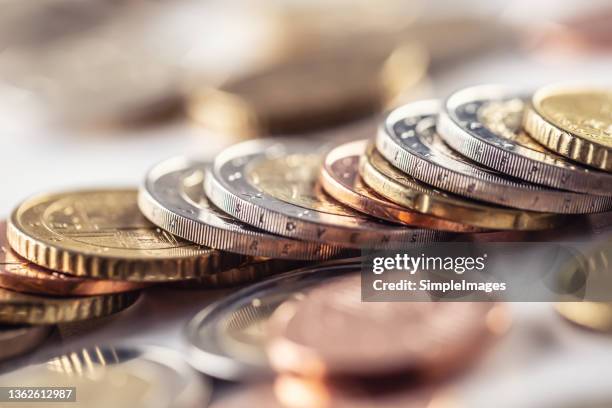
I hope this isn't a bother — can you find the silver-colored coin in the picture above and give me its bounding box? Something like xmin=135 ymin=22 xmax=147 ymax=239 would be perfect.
xmin=0 ymin=345 xmax=212 ymax=408
xmin=139 ymin=157 xmax=345 ymax=260
xmin=207 ymin=139 xmax=447 ymax=249
xmin=185 ymin=258 xmax=358 ymax=381
xmin=437 ymin=85 xmax=612 ymax=196
xmin=376 ymin=100 xmax=612 ymax=213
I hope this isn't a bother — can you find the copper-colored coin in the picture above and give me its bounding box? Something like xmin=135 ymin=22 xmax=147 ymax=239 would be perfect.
xmin=267 ymin=274 xmax=510 ymax=379
xmin=0 ymin=220 xmax=146 ymax=296
xmin=320 ymin=140 xmax=480 ymax=232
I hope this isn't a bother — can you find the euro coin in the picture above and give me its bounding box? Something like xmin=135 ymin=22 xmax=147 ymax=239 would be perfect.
xmin=139 ymin=157 xmax=346 ymax=260
xmin=267 ymin=274 xmax=510 ymax=379
xmin=360 ymin=144 xmax=567 ymax=230
xmin=185 ymin=259 xmax=358 ymax=381
xmin=0 ymin=220 xmax=146 ymax=296
xmin=524 ymin=85 xmax=612 ymax=171
xmin=320 ymin=139 xmax=479 ymax=232
xmin=207 ymin=139 xmax=447 ymax=249
xmin=376 ymin=100 xmax=612 ymax=213
xmin=8 ymin=189 xmax=247 ymax=282
xmin=438 ymin=85 xmax=612 ymax=195
xmin=0 ymin=345 xmax=212 ymax=408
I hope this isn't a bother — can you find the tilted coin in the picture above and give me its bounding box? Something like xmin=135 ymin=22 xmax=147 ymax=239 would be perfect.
xmin=185 ymin=259 xmax=358 ymax=381
xmin=376 ymin=100 xmax=612 ymax=213
xmin=8 ymin=189 xmax=248 ymax=282
xmin=0 ymin=286 xmax=138 ymax=325
xmin=0 ymin=345 xmax=211 ymax=408
xmin=187 ymin=42 xmax=427 ymax=137
xmin=320 ymin=139 xmax=479 ymax=232
xmin=555 ymin=302 xmax=612 ymax=332
xmin=139 ymin=157 xmax=345 ymax=260
xmin=360 ymin=144 xmax=566 ymax=230
xmin=0 ymin=220 xmax=146 ymax=296
xmin=207 ymin=139 xmax=447 ymax=249
xmin=267 ymin=274 xmax=510 ymax=379
xmin=437 ymin=85 xmax=612 ymax=195
xmin=0 ymin=324 xmax=51 ymax=361
xmin=523 ymin=85 xmax=612 ymax=171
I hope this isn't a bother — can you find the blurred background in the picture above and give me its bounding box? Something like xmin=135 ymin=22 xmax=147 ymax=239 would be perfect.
xmin=2 ymin=1 xmax=612 ymax=406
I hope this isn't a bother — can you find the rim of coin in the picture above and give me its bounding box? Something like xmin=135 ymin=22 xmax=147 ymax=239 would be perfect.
xmin=185 ymin=258 xmax=359 ymax=381
xmin=0 ymin=287 xmax=139 ymax=325
xmin=320 ymin=139 xmax=480 ymax=232
xmin=376 ymin=100 xmax=612 ymax=213
xmin=7 ymin=189 xmax=249 ymax=281
xmin=523 ymin=84 xmax=612 ymax=171
xmin=0 ymin=220 xmax=147 ymax=296
xmin=360 ymin=144 xmax=567 ymax=230
xmin=187 ymin=41 xmax=428 ymax=137
xmin=0 ymin=324 xmax=51 ymax=361
xmin=139 ymin=157 xmax=346 ymax=260
xmin=437 ymin=84 xmax=612 ymax=195
xmin=0 ymin=345 xmax=211 ymax=406
xmin=266 ymin=274 xmax=510 ymax=379
xmin=207 ymin=138 xmax=446 ymax=249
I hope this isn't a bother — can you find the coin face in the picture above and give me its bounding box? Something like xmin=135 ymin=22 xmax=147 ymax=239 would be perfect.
xmin=0 ymin=220 xmax=146 ymax=296
xmin=185 ymin=259 xmax=358 ymax=381
xmin=524 ymin=86 xmax=612 ymax=171
xmin=139 ymin=157 xmax=344 ymax=260
xmin=360 ymin=144 xmax=566 ymax=231
xmin=0 ymin=346 xmax=211 ymax=408
xmin=8 ymin=189 xmax=246 ymax=281
xmin=320 ymin=139 xmax=479 ymax=231
xmin=267 ymin=274 xmax=510 ymax=378
xmin=437 ymin=85 xmax=612 ymax=195
xmin=376 ymin=100 xmax=612 ymax=213
xmin=208 ymin=139 xmax=446 ymax=248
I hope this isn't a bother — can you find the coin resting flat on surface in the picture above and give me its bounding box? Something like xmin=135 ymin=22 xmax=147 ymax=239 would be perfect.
xmin=267 ymin=274 xmax=510 ymax=379
xmin=139 ymin=157 xmax=344 ymax=260
xmin=376 ymin=100 xmax=612 ymax=213
xmin=185 ymin=259 xmax=358 ymax=381
xmin=0 ymin=220 xmax=146 ymax=296
xmin=8 ymin=189 xmax=247 ymax=281
xmin=320 ymin=139 xmax=479 ymax=232
xmin=0 ymin=286 xmax=138 ymax=325
xmin=0 ymin=345 xmax=212 ymax=408
xmin=437 ymin=84 xmax=612 ymax=195
xmin=207 ymin=138 xmax=447 ymax=249
xmin=360 ymin=144 xmax=566 ymax=230
xmin=556 ymin=302 xmax=612 ymax=332
xmin=524 ymin=85 xmax=612 ymax=171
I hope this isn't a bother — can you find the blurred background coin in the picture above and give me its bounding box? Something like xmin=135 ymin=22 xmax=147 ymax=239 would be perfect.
xmin=185 ymin=259 xmax=358 ymax=381
xmin=320 ymin=139 xmax=479 ymax=231
xmin=8 ymin=189 xmax=247 ymax=282
xmin=360 ymin=144 xmax=566 ymax=230
xmin=438 ymin=85 xmax=612 ymax=195
xmin=524 ymin=85 xmax=612 ymax=171
xmin=139 ymin=157 xmax=346 ymax=260
xmin=207 ymin=139 xmax=445 ymax=248
xmin=0 ymin=345 xmax=212 ymax=408
xmin=377 ymin=100 xmax=612 ymax=213
xmin=556 ymin=302 xmax=612 ymax=332
xmin=0 ymin=324 xmax=51 ymax=361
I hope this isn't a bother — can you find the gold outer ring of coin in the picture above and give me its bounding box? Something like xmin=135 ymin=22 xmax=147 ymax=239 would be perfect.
xmin=359 ymin=144 xmax=568 ymax=231
xmin=0 ymin=220 xmax=148 ymax=296
xmin=319 ymin=139 xmax=480 ymax=232
xmin=555 ymin=302 xmax=612 ymax=332
xmin=7 ymin=189 xmax=248 ymax=282
xmin=523 ymin=85 xmax=612 ymax=171
xmin=0 ymin=287 xmax=139 ymax=325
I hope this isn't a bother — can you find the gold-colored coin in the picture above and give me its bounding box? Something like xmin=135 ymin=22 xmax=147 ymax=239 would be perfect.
xmin=0 ymin=287 xmax=138 ymax=325
xmin=524 ymin=86 xmax=612 ymax=171
xmin=359 ymin=144 xmax=567 ymax=231
xmin=187 ymin=42 xmax=427 ymax=138
xmin=7 ymin=189 xmax=247 ymax=281
xmin=556 ymin=302 xmax=612 ymax=332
